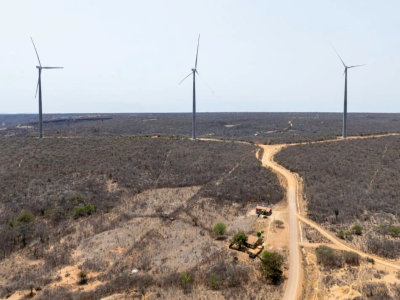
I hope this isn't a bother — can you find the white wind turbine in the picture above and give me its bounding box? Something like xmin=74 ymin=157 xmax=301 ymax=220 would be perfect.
xmin=31 ymin=37 xmax=63 ymax=139
xmin=330 ymin=42 xmax=365 ymax=138
xmin=179 ymin=35 xmax=213 ymax=140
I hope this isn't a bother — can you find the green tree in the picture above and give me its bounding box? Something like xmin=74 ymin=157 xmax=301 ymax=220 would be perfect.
xmin=17 ymin=210 xmax=35 ymax=247
xmin=86 ymin=204 xmax=96 ymax=215
xmin=352 ymin=225 xmax=363 ymax=235
xmin=74 ymin=206 xmax=85 ymax=219
xmin=17 ymin=210 xmax=35 ymax=223
xmin=213 ymin=222 xmax=227 ymax=238
xmin=260 ymin=251 xmax=284 ymax=284
xmin=257 ymin=231 xmax=262 ymax=237
xmin=338 ymin=230 xmax=345 ymax=239
xmin=230 ymin=233 xmax=247 ymax=250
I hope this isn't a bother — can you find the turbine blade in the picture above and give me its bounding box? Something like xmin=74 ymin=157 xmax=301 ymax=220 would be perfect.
xmin=179 ymin=72 xmax=193 ymax=85
xmin=42 ymin=67 xmax=63 ymax=69
xmin=195 ymin=34 xmax=200 ymax=69
xmin=35 ymin=77 xmax=39 ymax=98
xmin=196 ymin=71 xmax=214 ymax=93
xmin=30 ymin=37 xmax=42 ymax=67
xmin=329 ymin=41 xmax=346 ymax=67
xmin=347 ymin=64 xmax=366 ymax=69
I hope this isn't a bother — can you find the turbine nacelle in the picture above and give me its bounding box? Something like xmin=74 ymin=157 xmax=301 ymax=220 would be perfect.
xmin=191 ymin=68 xmax=196 ymax=72
xmin=36 ymin=66 xmax=63 ymax=69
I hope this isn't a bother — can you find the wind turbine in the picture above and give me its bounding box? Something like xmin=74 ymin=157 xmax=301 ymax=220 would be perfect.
xmin=31 ymin=37 xmax=63 ymax=139
xmin=179 ymin=35 xmax=213 ymax=140
xmin=330 ymin=42 xmax=365 ymax=138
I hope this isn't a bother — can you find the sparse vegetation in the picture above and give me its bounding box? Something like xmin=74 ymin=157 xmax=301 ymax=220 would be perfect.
xmin=180 ymin=272 xmax=191 ymax=291
xmin=210 ymin=274 xmax=223 ymax=290
xmin=274 ymin=220 xmax=284 ymax=228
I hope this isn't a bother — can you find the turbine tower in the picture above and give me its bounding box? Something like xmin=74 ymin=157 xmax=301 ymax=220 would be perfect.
xmin=330 ymin=42 xmax=365 ymax=138
xmin=31 ymin=37 xmax=63 ymax=139
xmin=179 ymin=35 xmax=213 ymax=140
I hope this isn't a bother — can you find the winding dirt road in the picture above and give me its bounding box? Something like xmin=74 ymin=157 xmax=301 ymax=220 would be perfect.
xmin=203 ymin=133 xmax=400 ymax=299
xmin=259 ymin=144 xmax=302 ymax=300
xmin=259 ymin=133 xmax=400 ymax=300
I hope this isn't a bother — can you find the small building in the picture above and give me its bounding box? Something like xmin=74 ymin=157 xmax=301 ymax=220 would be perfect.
xmin=256 ymin=205 xmax=272 ymax=216
xmin=246 ymin=235 xmax=263 ymax=249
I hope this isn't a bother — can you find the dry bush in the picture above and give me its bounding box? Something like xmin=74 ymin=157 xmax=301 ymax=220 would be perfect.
xmin=356 ymin=282 xmax=391 ymax=300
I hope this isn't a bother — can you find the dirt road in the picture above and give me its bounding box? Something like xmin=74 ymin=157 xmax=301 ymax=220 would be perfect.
xmin=204 ymin=133 xmax=400 ymax=299
xmin=259 ymin=133 xmax=400 ymax=300
xmin=297 ymin=214 xmax=400 ymax=270
xmin=259 ymin=145 xmax=302 ymax=300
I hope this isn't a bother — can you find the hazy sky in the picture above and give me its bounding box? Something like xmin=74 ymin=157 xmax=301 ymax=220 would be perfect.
xmin=1 ymin=0 xmax=399 ymax=113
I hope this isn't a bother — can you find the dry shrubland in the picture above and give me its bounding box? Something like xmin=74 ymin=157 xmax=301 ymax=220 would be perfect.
xmin=2 ymin=112 xmax=400 ymax=144
xmin=0 ymin=136 xmax=284 ymax=299
xmin=276 ymin=135 xmax=400 ymax=258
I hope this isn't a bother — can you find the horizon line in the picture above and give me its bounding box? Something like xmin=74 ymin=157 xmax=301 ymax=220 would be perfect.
xmin=2 ymin=111 xmax=400 ymax=115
